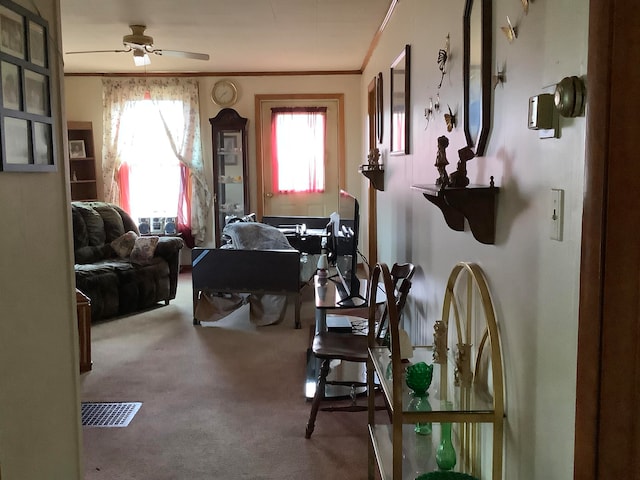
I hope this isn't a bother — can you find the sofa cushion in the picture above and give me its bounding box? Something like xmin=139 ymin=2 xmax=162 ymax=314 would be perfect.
xmin=130 ymin=236 xmax=159 ymax=265
xmin=75 ymin=244 xmax=114 ymax=265
xmin=73 ymin=202 xmax=106 ymax=246
xmin=111 ymin=230 xmax=138 ymax=258
xmin=71 ymin=205 xmax=89 ymax=250
xmin=94 ymin=203 xmax=126 ymax=242
xmin=112 ymin=205 xmax=139 ymax=235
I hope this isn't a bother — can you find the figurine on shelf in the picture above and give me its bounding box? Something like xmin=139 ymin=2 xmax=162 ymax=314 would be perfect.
xmin=449 ymin=146 xmax=475 ymax=188
xmin=367 ymin=147 xmax=381 ymax=168
xmin=435 ymin=135 xmax=450 ymax=188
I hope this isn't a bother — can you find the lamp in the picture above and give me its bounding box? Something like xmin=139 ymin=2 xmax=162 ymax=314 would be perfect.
xmin=133 ymin=49 xmax=150 ymax=66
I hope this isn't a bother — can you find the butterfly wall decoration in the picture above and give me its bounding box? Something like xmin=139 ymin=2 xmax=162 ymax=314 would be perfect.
xmin=444 ymin=105 xmax=456 ymax=132
xmin=522 ymin=0 xmax=529 ymax=14
xmin=501 ymin=16 xmax=518 ymax=43
xmin=437 ymin=34 xmax=450 ymax=89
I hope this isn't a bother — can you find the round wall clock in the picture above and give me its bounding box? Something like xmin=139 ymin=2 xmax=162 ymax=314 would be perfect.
xmin=211 ymin=79 xmax=238 ymax=107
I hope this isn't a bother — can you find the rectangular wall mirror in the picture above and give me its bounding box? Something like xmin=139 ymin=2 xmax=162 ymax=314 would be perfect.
xmin=390 ymin=44 xmax=410 ymax=155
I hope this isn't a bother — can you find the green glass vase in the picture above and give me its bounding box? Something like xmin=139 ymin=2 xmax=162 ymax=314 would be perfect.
xmin=436 ymin=421 xmax=456 ymax=471
xmin=408 ymin=392 xmax=432 ymax=435
xmin=405 ymin=361 xmax=434 ymax=395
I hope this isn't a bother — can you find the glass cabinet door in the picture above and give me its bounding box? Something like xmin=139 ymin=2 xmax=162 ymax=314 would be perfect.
xmin=210 ymin=108 xmax=249 ymax=247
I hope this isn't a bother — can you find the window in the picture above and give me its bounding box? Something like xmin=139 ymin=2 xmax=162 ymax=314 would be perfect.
xmin=271 ymin=107 xmax=326 ymax=193
xmin=117 ymin=99 xmax=183 ymax=221
xmin=103 ymin=78 xmax=210 ymax=246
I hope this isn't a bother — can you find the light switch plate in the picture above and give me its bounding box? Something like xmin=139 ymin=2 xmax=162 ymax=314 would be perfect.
xmin=550 ymin=188 xmax=564 ymax=241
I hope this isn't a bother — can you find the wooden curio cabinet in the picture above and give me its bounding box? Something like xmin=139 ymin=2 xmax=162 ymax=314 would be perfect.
xmin=209 ymin=108 xmax=249 ymax=247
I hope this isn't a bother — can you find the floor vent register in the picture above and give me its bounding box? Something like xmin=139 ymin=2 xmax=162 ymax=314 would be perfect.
xmin=81 ymin=402 xmax=142 ymax=427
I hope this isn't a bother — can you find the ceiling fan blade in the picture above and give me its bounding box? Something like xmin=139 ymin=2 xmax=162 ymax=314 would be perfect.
xmin=153 ymin=49 xmax=209 ymax=61
xmin=65 ymin=49 xmax=130 ymax=55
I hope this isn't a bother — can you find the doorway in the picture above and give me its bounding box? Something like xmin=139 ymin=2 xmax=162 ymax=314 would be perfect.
xmin=254 ymin=94 xmax=345 ymax=219
xmin=574 ymin=0 xmax=640 ymax=477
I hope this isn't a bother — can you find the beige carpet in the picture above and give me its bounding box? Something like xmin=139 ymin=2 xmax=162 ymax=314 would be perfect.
xmin=81 ymin=271 xmax=371 ymax=480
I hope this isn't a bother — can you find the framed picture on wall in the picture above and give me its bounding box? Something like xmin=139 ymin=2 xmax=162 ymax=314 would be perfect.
xmin=0 ymin=0 xmax=55 ymax=172
xmin=376 ymin=72 xmax=383 ymax=144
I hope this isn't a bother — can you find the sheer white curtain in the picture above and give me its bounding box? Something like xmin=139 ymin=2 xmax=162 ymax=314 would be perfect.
xmin=271 ymin=107 xmax=326 ymax=193
xmin=102 ymin=78 xmax=211 ymax=244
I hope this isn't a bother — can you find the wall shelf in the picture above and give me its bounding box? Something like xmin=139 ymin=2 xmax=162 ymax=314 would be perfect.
xmin=412 ymin=180 xmax=499 ymax=244
xmin=359 ymin=164 xmax=385 ymax=191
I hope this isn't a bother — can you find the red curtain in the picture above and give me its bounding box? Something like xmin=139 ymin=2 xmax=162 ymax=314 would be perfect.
xmin=118 ymin=163 xmax=131 ymax=214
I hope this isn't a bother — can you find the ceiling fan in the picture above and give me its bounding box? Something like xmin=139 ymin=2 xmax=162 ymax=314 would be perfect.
xmin=65 ymin=25 xmax=210 ymax=66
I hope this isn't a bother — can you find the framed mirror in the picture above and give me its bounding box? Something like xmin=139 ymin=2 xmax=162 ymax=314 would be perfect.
xmin=390 ymin=44 xmax=410 ymax=155
xmin=376 ymin=72 xmax=383 ymax=144
xmin=463 ymin=0 xmax=492 ymax=156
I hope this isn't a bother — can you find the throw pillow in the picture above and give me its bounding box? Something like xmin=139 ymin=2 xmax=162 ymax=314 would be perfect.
xmin=111 ymin=230 xmax=138 ymax=258
xmin=130 ymin=236 xmax=159 ymax=265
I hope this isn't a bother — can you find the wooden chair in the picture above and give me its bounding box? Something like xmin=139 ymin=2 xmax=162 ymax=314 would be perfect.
xmin=305 ymin=262 xmax=415 ymax=438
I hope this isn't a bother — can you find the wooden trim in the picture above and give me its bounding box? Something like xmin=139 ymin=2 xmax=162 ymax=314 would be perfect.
xmin=367 ymin=77 xmax=378 ymax=267
xmin=575 ymin=0 xmax=640 ymax=478
xmin=64 ymin=70 xmax=362 ymax=78
xmin=360 ymin=0 xmax=399 ymax=72
xmin=254 ymin=93 xmax=345 ymax=220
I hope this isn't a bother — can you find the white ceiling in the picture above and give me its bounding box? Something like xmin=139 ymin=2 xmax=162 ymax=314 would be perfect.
xmin=60 ymin=0 xmax=392 ymax=74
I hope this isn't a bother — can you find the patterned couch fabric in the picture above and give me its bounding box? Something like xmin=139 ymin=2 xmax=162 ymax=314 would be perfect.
xmin=71 ymin=201 xmax=184 ymax=321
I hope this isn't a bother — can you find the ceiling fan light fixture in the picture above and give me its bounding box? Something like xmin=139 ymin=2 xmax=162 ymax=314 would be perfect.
xmin=133 ymin=49 xmax=150 ymax=66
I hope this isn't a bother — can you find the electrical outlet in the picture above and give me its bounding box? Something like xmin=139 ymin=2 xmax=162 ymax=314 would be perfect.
xmin=550 ymin=188 xmax=564 ymax=241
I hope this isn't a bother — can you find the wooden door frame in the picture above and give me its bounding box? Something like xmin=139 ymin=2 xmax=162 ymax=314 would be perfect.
xmin=574 ymin=0 xmax=640 ymax=477
xmin=254 ymin=93 xmax=345 ymax=219
xmin=367 ymin=76 xmax=378 ymax=267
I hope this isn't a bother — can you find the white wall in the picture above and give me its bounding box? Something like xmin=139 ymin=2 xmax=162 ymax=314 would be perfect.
xmin=64 ymin=74 xmax=362 ymax=246
xmin=0 ymin=1 xmax=83 ymax=479
xmin=361 ymin=1 xmax=588 ymax=478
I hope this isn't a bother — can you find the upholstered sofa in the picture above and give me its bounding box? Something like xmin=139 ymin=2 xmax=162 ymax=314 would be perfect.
xmin=71 ymin=201 xmax=184 ymax=322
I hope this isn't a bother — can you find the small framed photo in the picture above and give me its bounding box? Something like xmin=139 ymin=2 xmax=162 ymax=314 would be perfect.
xmin=1 ymin=60 xmax=19 ymax=110
xmin=0 ymin=5 xmax=24 ymax=59
xmin=28 ymin=21 xmax=45 ymax=67
xmin=24 ymin=69 xmax=47 ymax=115
xmin=69 ymin=140 xmax=86 ymax=159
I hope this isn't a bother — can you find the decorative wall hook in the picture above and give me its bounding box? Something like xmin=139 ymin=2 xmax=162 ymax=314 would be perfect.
xmin=501 ymin=16 xmax=518 ymax=43
xmin=437 ymin=34 xmax=450 ymax=89
xmin=444 ymin=105 xmax=456 ymax=132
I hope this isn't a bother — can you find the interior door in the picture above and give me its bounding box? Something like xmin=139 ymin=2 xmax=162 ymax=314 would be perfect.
xmin=255 ymin=94 xmax=345 ymax=218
